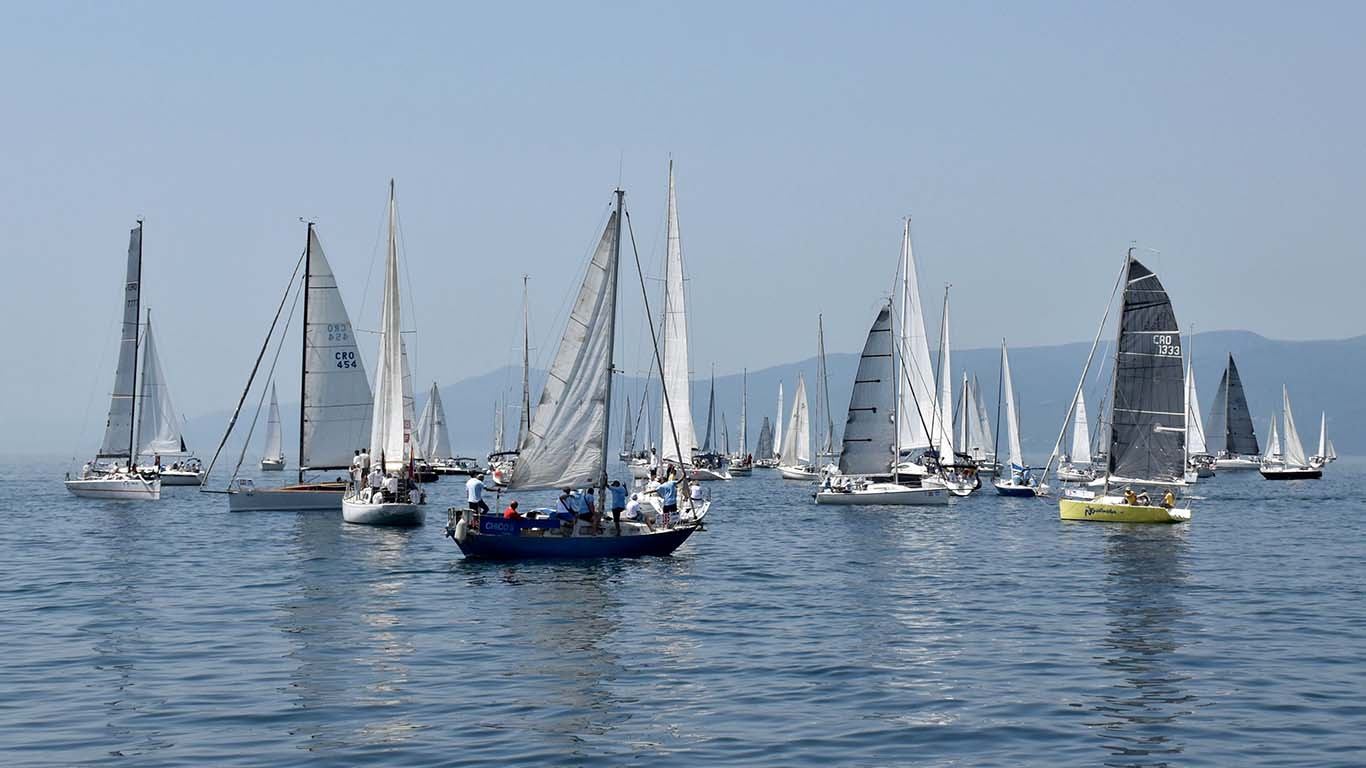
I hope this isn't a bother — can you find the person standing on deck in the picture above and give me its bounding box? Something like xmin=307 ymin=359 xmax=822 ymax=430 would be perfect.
xmin=608 ymin=480 xmax=627 ymax=535
xmin=466 ymin=472 xmax=489 ymax=515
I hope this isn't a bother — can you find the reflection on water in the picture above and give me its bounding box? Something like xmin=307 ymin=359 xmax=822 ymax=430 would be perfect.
xmin=1088 ymin=525 xmax=1194 ymax=766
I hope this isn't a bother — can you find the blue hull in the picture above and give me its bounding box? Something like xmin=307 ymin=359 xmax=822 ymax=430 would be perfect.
xmin=454 ymin=526 xmax=698 ymax=560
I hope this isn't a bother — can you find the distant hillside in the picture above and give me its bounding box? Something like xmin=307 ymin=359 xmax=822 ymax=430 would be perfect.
xmin=182 ymin=330 xmax=1363 ymax=466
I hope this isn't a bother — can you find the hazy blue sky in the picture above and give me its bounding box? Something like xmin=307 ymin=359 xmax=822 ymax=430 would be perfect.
xmin=3 ymin=1 xmax=1363 ymax=452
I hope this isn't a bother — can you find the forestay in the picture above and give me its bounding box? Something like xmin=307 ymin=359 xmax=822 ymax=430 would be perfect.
xmin=1107 ymin=258 xmax=1186 ymax=484
xmin=510 ymin=212 xmax=619 ymax=491
xmin=98 ymin=225 xmax=143 ymax=460
xmin=837 ymin=303 xmax=896 ymax=476
xmin=302 ymin=227 xmax=372 ymax=470
xmin=659 ymin=163 xmax=699 ymax=466
xmin=136 ymin=316 xmax=188 ymax=457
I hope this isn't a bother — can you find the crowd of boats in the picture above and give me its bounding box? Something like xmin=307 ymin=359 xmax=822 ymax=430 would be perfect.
xmin=63 ymin=164 xmax=1338 ymax=556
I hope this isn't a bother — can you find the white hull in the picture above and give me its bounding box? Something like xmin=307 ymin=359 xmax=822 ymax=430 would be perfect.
xmin=65 ymin=475 xmax=161 ymax=500
xmin=1215 ymin=456 xmax=1262 ymax=471
xmin=227 ymin=483 xmax=345 ymax=512
xmin=342 ymin=498 xmax=424 ymax=526
xmin=260 ymin=458 xmax=286 ymax=471
xmin=688 ymin=467 xmax=731 ymax=481
xmin=1056 ymin=465 xmax=1096 ymax=483
xmin=152 ymin=468 xmax=205 ymax=486
xmin=779 ymin=465 xmax=819 ymax=481
xmin=815 ymin=482 xmax=948 ymax=506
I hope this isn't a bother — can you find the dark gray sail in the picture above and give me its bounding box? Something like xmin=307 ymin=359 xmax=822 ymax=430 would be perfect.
xmin=755 ymin=417 xmax=774 ymax=459
xmin=700 ymin=376 xmax=716 ymax=453
xmin=1107 ymin=258 xmax=1186 ymax=483
xmin=1224 ymin=356 xmax=1260 ymax=455
xmin=838 ymin=303 xmax=897 ymax=476
xmin=1206 ymin=366 xmax=1229 ymax=453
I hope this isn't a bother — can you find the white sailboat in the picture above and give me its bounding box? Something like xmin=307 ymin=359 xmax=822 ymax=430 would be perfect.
xmin=956 ymin=372 xmax=995 ymax=471
xmin=212 ymin=221 xmax=373 ymax=511
xmin=728 ymin=369 xmax=754 ymax=475
xmin=414 ymin=381 xmax=452 ymax=479
xmin=343 ymin=181 xmax=425 ymax=526
xmin=490 ymin=276 xmax=533 ymax=486
xmin=1311 ymin=412 xmax=1336 ymax=467
xmin=132 ymin=310 xmax=205 ymax=485
xmin=1056 ymin=392 xmax=1096 ymax=482
xmin=993 ymin=342 xmax=1037 ymax=496
xmin=778 ymin=375 xmax=817 ymax=480
xmin=1260 ymin=386 xmax=1322 ymax=480
xmin=816 ymin=302 xmax=948 ymax=505
xmin=66 ymin=222 xmax=161 ymax=500
xmin=755 ymin=382 xmax=783 ymax=468
xmin=657 ymin=161 xmax=707 ymax=481
xmin=892 ymin=219 xmax=949 ymax=481
xmin=260 ymin=383 xmax=286 ymax=471
xmin=814 ymin=315 xmax=838 ymax=472
xmin=1183 ymin=343 xmax=1215 ymax=478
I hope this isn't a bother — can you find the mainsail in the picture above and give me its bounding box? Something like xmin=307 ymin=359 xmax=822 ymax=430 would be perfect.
xmin=780 ymin=375 xmax=812 ymax=466
xmin=1207 ymin=355 xmax=1259 ymax=456
xmin=510 ymin=207 xmax=620 ymax=490
xmin=659 ymin=162 xmax=699 ymax=466
xmin=1185 ymin=359 xmax=1208 ymax=456
xmin=1106 ymin=258 xmax=1186 ymax=484
xmin=263 ymin=382 xmax=283 ymax=461
xmin=755 ymin=416 xmax=774 ymax=459
xmin=896 ymin=219 xmax=938 ymax=451
xmin=1281 ymin=386 xmax=1308 ymax=468
xmin=301 ymin=225 xmax=372 ymax=471
xmin=492 ymin=400 xmax=506 ymax=453
xmin=368 ymin=184 xmax=411 ymax=472
xmin=773 ymin=382 xmax=784 ymax=459
xmin=1264 ymin=417 xmax=1280 ymax=461
xmin=1317 ymin=412 xmax=1328 ymax=459
xmin=1070 ymin=391 xmax=1092 ymax=465
xmin=837 ymin=303 xmax=896 ymax=476
xmin=136 ymin=314 xmax=188 ymax=458
xmin=98 ymin=224 xmax=143 ymax=460
xmin=401 ymin=340 xmax=420 ymax=461
xmin=934 ymin=291 xmax=955 ymax=459
xmin=971 ymin=375 xmax=992 ymax=458
xmin=415 ymin=383 xmax=451 ymax=461
xmin=700 ymin=372 xmax=716 ymax=453
xmin=1001 ymin=342 xmax=1024 ymax=473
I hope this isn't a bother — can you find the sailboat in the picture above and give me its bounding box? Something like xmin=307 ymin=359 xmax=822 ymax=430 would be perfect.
xmin=816 ymin=302 xmax=948 ymax=505
xmin=755 ymin=382 xmax=783 ymax=468
xmin=1207 ymin=355 xmax=1262 ymax=470
xmin=1184 ymin=334 xmax=1215 ymax=479
xmin=342 ymin=181 xmax=425 ymax=526
xmin=1056 ymin=391 xmax=1096 ymax=483
xmin=210 ymin=221 xmax=373 ymax=511
xmin=413 ymin=382 xmax=452 ymax=480
xmin=131 ymin=310 xmax=205 ymax=485
xmin=814 ymin=315 xmax=838 ymax=472
xmin=1311 ymin=413 xmax=1336 ymax=467
xmin=729 ymin=369 xmax=754 ymax=475
xmin=755 ymin=416 xmax=774 ymax=466
xmin=260 ymin=383 xmax=286 ymax=471
xmin=1057 ymin=251 xmax=1191 ymax=523
xmin=447 ymin=188 xmax=701 ymax=559
xmin=924 ymin=288 xmax=977 ymax=496
xmin=65 ymin=222 xmax=161 ymax=500
xmin=778 ymin=375 xmax=817 ymax=480
xmin=690 ymin=369 xmax=731 ymax=480
xmin=1260 ymin=386 xmax=1322 ymax=480
xmin=956 ymin=372 xmax=996 ymax=472
xmin=992 ymin=342 xmax=1037 ymax=496
xmin=490 ymin=275 xmax=533 ymax=486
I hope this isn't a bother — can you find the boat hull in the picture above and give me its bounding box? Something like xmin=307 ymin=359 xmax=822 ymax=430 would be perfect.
xmin=1059 ymin=496 xmax=1190 ymax=523
xmin=727 ymin=464 xmax=753 ymax=476
xmin=153 ymin=469 xmax=205 ymax=486
xmin=688 ymin=467 xmax=731 ymax=481
xmin=993 ymin=481 xmax=1037 ymax=497
xmin=1214 ymin=456 xmax=1261 ymax=471
xmin=1259 ymin=467 xmax=1322 ymax=480
xmin=227 ymin=483 xmax=346 ymax=512
xmin=779 ymin=466 xmax=819 ymax=481
xmin=454 ymin=525 xmax=697 ymax=559
xmin=815 ymin=483 xmax=948 ymax=506
xmin=342 ymin=500 xmax=424 ymax=526
xmin=260 ymin=459 xmax=286 ymax=472
xmin=1055 ymin=466 xmax=1096 ymax=483
xmin=65 ymin=476 xmax=161 ymax=500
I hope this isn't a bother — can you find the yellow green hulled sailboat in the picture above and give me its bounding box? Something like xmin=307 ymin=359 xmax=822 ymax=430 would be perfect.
xmin=1055 ymin=251 xmax=1191 ymax=524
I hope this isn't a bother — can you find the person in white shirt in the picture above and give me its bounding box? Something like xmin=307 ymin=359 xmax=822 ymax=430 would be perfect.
xmin=623 ymin=493 xmax=642 ymax=522
xmin=466 ymin=473 xmax=489 ymax=514
xmin=383 ymin=473 xmax=399 ymax=500
xmin=689 ymin=482 xmax=704 ymax=503
xmin=367 ymin=467 xmax=383 ymax=502
xmin=350 ymin=450 xmax=363 ymax=488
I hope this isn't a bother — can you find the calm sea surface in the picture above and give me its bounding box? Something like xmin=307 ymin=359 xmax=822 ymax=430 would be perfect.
xmin=3 ymin=458 xmax=1364 ymax=766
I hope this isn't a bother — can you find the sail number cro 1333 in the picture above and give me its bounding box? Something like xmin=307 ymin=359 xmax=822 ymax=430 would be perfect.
xmin=1152 ymin=334 xmax=1181 ymax=357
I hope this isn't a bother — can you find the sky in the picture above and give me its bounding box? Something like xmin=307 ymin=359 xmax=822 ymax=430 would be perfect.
xmin=3 ymin=1 xmax=1363 ymax=453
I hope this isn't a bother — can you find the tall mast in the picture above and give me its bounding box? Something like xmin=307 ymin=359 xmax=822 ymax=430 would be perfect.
xmin=518 ymin=274 xmax=531 ymax=448
xmin=817 ymin=314 xmax=833 ymax=457
xmin=298 ymin=222 xmax=312 ymax=484
xmin=601 ymin=189 xmax=624 ymax=489
xmin=128 ymin=220 xmax=144 ymax=463
xmin=891 ymin=299 xmax=900 ymax=483
xmin=1102 ymin=247 xmax=1134 ymax=497
xmin=740 ymin=368 xmax=747 ymax=455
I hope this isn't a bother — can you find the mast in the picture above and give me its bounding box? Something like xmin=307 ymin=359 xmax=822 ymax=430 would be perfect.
xmin=518 ymin=274 xmax=531 ymax=448
xmin=740 ymin=368 xmax=748 ymax=456
xmin=817 ymin=314 xmax=834 ymax=458
xmin=600 ymin=188 xmax=624 ymax=489
xmin=298 ymin=222 xmax=312 ymax=484
xmin=128 ymin=220 xmax=144 ymax=463
xmin=993 ymin=340 xmax=1004 ymax=474
xmin=1102 ymin=249 xmax=1133 ymax=497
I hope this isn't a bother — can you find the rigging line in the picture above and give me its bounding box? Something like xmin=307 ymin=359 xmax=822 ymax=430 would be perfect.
xmin=200 ymin=249 xmax=307 ymax=488
xmin=230 ymin=274 xmax=304 ymax=483
xmin=626 ymin=209 xmax=689 ymax=472
xmin=70 ymin=314 xmax=117 ymax=470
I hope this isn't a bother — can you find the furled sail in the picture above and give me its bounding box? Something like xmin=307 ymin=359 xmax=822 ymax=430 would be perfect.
xmin=136 ymin=315 xmax=188 ymax=457
xmin=302 ymin=226 xmax=373 ymax=470
xmin=1185 ymin=360 xmax=1207 ymax=456
xmin=98 ymin=224 xmax=143 ymax=460
xmin=369 ymin=187 xmax=411 ymax=472
xmin=780 ymin=375 xmax=812 ymax=466
xmin=1001 ymin=343 xmax=1024 ymax=472
xmin=659 ymin=162 xmax=699 ymax=466
xmin=1281 ymin=386 xmax=1308 ymax=468
xmin=510 ymin=211 xmax=619 ymax=491
xmin=896 ymin=220 xmax=938 ymax=451
xmin=755 ymin=416 xmax=774 ymax=459
xmin=1106 ymin=258 xmax=1186 ymax=483
xmin=837 ymin=303 xmax=896 ymax=476
xmin=1070 ymin=391 xmax=1092 ymax=465
xmin=263 ymin=382 xmax=283 ymax=461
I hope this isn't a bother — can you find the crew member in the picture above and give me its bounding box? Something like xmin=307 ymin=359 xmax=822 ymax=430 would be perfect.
xmin=466 ymin=472 xmax=489 ymax=515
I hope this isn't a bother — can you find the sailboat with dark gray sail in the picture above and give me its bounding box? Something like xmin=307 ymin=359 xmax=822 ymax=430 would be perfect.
xmin=1207 ymin=355 xmax=1261 ymax=470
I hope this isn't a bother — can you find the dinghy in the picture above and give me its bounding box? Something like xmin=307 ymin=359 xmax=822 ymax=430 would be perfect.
xmin=65 ymin=222 xmax=161 ymax=501
xmin=207 ymin=221 xmax=372 ymax=511
xmin=132 ymin=310 xmax=206 ymax=485
xmin=447 ymin=187 xmax=700 ymax=559
xmin=342 ymin=182 xmax=425 ymax=526
xmin=1207 ymin=355 xmax=1262 ymax=470
xmin=259 ymin=383 xmax=286 ymax=470
xmin=1056 ymin=251 xmax=1191 ymax=523
xmin=992 ymin=341 xmax=1038 ymax=496
xmin=816 ymin=302 xmax=948 ymax=506
xmin=1260 ymin=386 xmax=1322 ymax=480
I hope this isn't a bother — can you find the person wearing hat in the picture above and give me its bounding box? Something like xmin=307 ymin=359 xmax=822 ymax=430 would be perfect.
xmin=608 ymin=480 xmax=627 ymax=535
xmin=466 ymin=472 xmax=489 ymax=515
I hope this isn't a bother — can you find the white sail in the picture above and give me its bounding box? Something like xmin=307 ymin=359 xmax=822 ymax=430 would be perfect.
xmin=780 ymin=375 xmax=812 ymax=466
xmin=492 ymin=400 xmax=505 ymax=453
xmin=934 ymin=293 xmax=954 ymax=458
xmin=510 ymin=210 xmax=620 ymax=490
xmin=659 ymin=162 xmax=699 ymax=466
xmin=773 ymin=382 xmax=784 ymax=459
xmin=1070 ymin=392 xmax=1092 ymax=465
xmin=98 ymin=224 xmax=143 ymax=460
xmin=1281 ymin=386 xmax=1308 ymax=468
xmin=135 ymin=315 xmax=188 ymax=458
xmin=1327 ymin=439 xmax=1337 ymax=460
xmin=971 ymin=375 xmax=992 ymax=457
xmin=896 ymin=219 xmax=939 ymax=451
xmin=368 ymin=185 xmax=411 ymax=472
xmin=423 ymin=383 xmax=451 ymax=459
xmin=302 ymin=226 xmax=373 ymax=470
xmin=956 ymin=373 xmax=970 ymax=452
xmin=1317 ymin=412 xmax=1327 ymax=459
xmin=1185 ymin=361 xmax=1207 ymax=456
xmin=1264 ymin=417 xmax=1280 ymax=461
xmin=401 ymin=340 xmax=421 ymax=461
xmin=1002 ymin=343 xmax=1024 ymax=471
xmin=263 ymin=383 xmax=283 ymax=460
